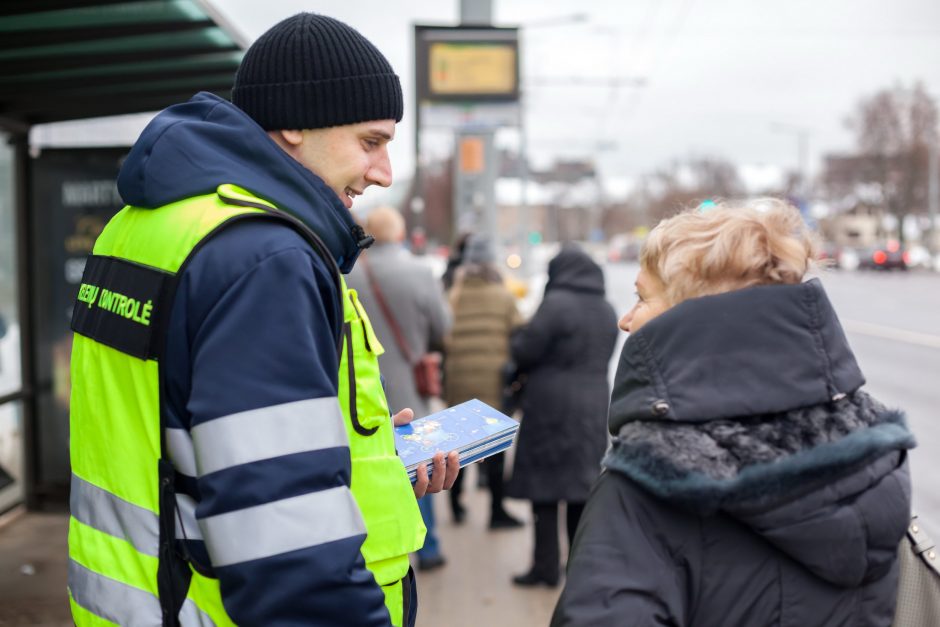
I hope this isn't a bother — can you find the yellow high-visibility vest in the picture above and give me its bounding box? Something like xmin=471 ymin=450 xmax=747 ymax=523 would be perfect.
xmin=68 ymin=184 xmax=424 ymax=626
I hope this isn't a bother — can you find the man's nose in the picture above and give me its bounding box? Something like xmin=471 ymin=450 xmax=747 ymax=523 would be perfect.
xmin=366 ymin=151 xmax=392 ymax=188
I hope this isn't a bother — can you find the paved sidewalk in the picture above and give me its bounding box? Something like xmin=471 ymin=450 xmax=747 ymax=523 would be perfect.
xmin=0 ymin=471 xmax=563 ymax=626
xmin=0 ymin=509 xmax=70 ymax=626
xmin=413 ymin=471 xmax=563 ymax=627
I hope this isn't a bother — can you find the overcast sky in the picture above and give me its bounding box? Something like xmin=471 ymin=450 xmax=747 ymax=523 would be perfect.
xmin=39 ymin=1 xmax=939 ymax=202
xmin=211 ymin=0 xmax=940 ymax=191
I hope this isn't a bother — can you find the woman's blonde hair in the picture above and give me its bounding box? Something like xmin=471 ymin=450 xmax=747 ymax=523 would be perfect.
xmin=641 ymin=198 xmax=818 ymax=306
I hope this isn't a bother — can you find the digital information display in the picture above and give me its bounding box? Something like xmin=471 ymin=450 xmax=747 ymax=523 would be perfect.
xmin=415 ymin=26 xmax=520 ymax=103
xmin=429 ymin=42 xmax=517 ymax=96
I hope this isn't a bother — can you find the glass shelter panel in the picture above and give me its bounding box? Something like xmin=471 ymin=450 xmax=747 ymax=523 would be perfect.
xmin=0 ymin=132 xmax=24 ymax=510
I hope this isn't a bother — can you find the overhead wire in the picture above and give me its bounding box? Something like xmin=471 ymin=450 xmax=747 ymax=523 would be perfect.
xmin=622 ymin=0 xmax=698 ymax=125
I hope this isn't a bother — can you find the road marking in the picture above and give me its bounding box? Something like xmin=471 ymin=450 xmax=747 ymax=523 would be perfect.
xmin=843 ymin=319 xmax=940 ymax=350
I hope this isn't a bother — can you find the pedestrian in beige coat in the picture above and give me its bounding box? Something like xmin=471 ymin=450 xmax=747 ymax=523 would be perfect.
xmin=444 ymin=235 xmax=523 ymax=529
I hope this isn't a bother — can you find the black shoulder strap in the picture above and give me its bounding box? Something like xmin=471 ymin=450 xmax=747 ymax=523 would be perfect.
xmin=154 ymin=197 xmax=347 ymax=626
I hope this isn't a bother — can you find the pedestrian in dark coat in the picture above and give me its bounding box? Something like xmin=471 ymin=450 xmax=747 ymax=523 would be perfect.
xmin=507 ymin=245 xmax=618 ymax=586
xmin=552 ymin=199 xmax=915 ymax=627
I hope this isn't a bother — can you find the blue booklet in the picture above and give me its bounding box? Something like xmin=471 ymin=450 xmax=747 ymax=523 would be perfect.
xmin=395 ymin=399 xmax=519 ymax=482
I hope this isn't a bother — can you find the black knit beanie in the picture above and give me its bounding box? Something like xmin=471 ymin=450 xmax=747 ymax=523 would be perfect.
xmin=232 ymin=13 xmax=403 ymax=130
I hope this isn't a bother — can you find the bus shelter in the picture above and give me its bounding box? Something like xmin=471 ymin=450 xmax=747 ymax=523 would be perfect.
xmin=0 ymin=0 xmax=245 ymax=512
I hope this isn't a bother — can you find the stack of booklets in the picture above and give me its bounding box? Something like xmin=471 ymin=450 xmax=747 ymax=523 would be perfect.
xmin=395 ymin=399 xmax=519 ymax=483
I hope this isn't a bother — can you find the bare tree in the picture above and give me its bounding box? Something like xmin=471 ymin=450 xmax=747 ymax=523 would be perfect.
xmin=845 ymin=81 xmax=939 ymax=242
xmin=633 ymin=156 xmax=744 ymax=224
xmin=405 ymin=156 xmax=454 ymax=246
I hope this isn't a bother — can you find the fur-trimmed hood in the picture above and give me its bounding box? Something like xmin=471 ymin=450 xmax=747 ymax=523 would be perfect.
xmin=604 ymin=279 xmax=915 ymax=587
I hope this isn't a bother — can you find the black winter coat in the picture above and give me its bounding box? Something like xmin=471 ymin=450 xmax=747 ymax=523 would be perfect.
xmin=506 ymin=247 xmax=618 ymax=503
xmin=552 ymin=279 xmax=915 ymax=627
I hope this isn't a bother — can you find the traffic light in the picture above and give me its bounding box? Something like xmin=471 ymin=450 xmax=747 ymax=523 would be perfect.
xmin=528 ymin=231 xmax=542 ymax=245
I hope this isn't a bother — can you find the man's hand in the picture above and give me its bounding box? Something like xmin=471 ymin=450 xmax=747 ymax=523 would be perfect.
xmin=392 ymin=408 xmax=415 ymax=427
xmin=412 ymin=451 xmax=460 ymax=498
xmin=392 ymin=408 xmax=461 ymax=498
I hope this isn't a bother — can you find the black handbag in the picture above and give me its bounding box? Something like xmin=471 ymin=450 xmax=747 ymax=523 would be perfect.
xmin=892 ymin=515 xmax=940 ymax=626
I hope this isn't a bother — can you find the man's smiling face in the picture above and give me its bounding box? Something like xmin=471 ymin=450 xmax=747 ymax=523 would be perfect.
xmin=275 ymin=120 xmax=395 ymax=209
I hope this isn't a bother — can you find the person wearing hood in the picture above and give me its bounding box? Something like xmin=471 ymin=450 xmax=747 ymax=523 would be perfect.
xmin=506 ymin=245 xmax=619 ymax=587
xmin=551 ymin=200 xmax=915 ymax=626
xmin=67 ymin=13 xmax=457 ymax=627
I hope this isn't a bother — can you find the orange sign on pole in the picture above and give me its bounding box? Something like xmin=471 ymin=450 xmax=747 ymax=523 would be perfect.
xmin=459 ymin=137 xmax=485 ymax=173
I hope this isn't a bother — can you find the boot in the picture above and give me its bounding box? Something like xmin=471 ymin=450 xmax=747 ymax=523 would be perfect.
xmin=511 ymin=569 xmax=559 ymax=587
xmin=489 ymin=507 xmax=523 ymax=530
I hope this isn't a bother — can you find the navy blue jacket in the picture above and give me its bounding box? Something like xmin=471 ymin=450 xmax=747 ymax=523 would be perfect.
xmin=117 ymin=92 xmax=391 ymax=626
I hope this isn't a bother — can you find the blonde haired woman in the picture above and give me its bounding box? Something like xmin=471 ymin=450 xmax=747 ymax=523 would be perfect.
xmin=552 ymin=199 xmax=915 ymax=627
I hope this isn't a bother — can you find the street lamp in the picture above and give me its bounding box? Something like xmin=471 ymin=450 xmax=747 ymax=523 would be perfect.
xmin=521 ymin=12 xmax=589 ymax=28
xmin=928 ymin=130 xmax=938 ymax=256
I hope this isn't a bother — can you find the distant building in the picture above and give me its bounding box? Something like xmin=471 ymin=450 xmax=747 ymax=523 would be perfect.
xmin=821 ymin=211 xmax=881 ymax=248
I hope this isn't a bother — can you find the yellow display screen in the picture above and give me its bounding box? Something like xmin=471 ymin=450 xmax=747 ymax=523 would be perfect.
xmin=429 ymin=42 xmax=517 ymax=96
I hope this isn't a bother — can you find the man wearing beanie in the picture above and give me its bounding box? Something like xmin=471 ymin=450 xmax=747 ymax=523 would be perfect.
xmin=67 ymin=13 xmax=457 ymax=627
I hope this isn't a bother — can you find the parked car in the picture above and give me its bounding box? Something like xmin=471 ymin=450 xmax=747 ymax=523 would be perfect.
xmin=904 ymin=244 xmax=934 ymax=270
xmin=818 ymin=242 xmax=843 ymax=269
xmin=606 ymin=235 xmax=642 ymax=263
xmin=857 ymin=241 xmax=909 ymax=271
xmin=838 ymin=248 xmax=860 ymax=271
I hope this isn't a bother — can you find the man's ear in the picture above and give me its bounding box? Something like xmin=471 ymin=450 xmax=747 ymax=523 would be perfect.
xmin=277 ymin=129 xmax=304 ymax=146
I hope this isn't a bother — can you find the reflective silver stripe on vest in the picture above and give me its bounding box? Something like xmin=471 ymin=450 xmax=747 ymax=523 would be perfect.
xmin=69 ymin=559 xmax=216 ymax=627
xmin=201 ymin=486 xmax=365 ymax=567
xmin=176 ymin=493 xmax=203 ymax=541
xmin=69 ymin=558 xmax=162 ymax=626
xmin=167 ymin=427 xmax=197 ymax=478
xmin=70 ymin=473 xmax=160 ymax=558
xmin=179 ymin=596 xmax=217 ymax=627
xmin=191 ymin=397 xmax=348 ymax=476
